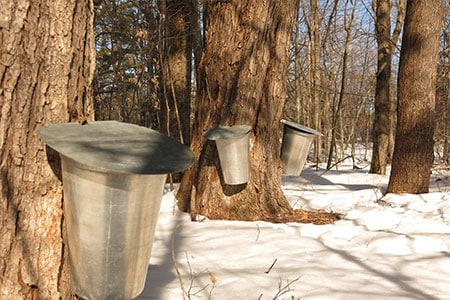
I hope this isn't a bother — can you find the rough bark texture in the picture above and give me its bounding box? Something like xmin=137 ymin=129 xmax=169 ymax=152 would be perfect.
xmin=370 ymin=0 xmax=392 ymax=175
xmin=387 ymin=0 xmax=442 ymax=194
xmin=370 ymin=0 xmax=405 ymax=175
xmin=0 ymin=0 xmax=95 ymax=298
xmin=310 ymin=0 xmax=322 ymax=164
xmin=177 ymin=0 xmax=298 ymax=221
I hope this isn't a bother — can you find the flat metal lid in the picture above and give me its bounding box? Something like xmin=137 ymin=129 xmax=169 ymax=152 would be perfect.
xmin=39 ymin=121 xmax=194 ymax=174
xmin=203 ymin=125 xmax=251 ymax=140
xmin=281 ymin=119 xmax=323 ymax=136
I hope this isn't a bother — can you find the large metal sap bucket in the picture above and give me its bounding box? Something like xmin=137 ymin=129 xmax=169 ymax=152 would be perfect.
xmin=280 ymin=119 xmax=322 ymax=176
xmin=39 ymin=121 xmax=194 ymax=300
xmin=204 ymin=125 xmax=251 ymax=185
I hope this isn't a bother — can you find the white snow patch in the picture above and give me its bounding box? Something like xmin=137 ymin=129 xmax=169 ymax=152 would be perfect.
xmin=137 ymin=165 xmax=450 ymax=300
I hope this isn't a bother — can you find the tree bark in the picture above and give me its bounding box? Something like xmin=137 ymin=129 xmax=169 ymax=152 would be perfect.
xmin=309 ymin=0 xmax=322 ymax=164
xmin=387 ymin=0 xmax=443 ymax=194
xmin=0 ymin=0 xmax=95 ymax=298
xmin=177 ymin=0 xmax=298 ymax=221
xmin=370 ymin=0 xmax=393 ymax=174
xmin=370 ymin=0 xmax=405 ymax=175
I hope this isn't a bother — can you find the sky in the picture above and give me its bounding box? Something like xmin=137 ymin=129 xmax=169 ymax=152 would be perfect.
xmin=136 ymin=159 xmax=450 ymax=300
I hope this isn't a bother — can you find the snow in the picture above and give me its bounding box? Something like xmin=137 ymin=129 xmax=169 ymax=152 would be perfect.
xmin=137 ymin=164 xmax=450 ymax=299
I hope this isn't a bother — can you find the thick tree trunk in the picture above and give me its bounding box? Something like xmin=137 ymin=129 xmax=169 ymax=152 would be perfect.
xmin=177 ymin=0 xmax=298 ymax=221
xmin=387 ymin=0 xmax=443 ymax=194
xmin=0 ymin=0 xmax=95 ymax=298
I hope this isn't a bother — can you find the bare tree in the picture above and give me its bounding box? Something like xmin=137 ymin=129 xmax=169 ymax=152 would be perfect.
xmin=370 ymin=0 xmax=405 ymax=174
xmin=287 ymin=0 xmax=375 ymax=168
xmin=436 ymin=7 xmax=450 ymax=165
xmin=326 ymin=0 xmax=357 ymax=169
xmin=94 ymin=0 xmax=161 ymax=127
xmin=387 ymin=0 xmax=443 ymax=193
xmin=159 ymin=0 xmax=197 ymax=145
xmin=308 ymin=0 xmax=323 ymax=164
xmin=176 ymin=0 xmax=300 ymax=221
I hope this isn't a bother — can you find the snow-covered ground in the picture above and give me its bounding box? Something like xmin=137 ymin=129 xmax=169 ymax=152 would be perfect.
xmin=137 ymin=163 xmax=450 ymax=299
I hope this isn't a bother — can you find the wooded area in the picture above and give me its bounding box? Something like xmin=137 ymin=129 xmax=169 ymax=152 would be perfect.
xmin=91 ymin=0 xmax=450 ymax=169
xmin=1 ymin=0 xmax=449 ymax=298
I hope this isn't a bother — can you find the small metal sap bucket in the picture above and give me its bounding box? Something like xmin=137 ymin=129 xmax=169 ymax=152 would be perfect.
xmin=280 ymin=119 xmax=322 ymax=176
xmin=204 ymin=125 xmax=251 ymax=185
xmin=40 ymin=121 xmax=194 ymax=300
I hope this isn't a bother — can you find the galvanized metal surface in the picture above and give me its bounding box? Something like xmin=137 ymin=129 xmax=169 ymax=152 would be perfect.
xmin=281 ymin=121 xmax=321 ymax=176
xmin=204 ymin=125 xmax=251 ymax=185
xmin=281 ymin=119 xmax=323 ymax=136
xmin=62 ymin=157 xmax=166 ymax=299
xmin=40 ymin=121 xmax=194 ymax=174
xmin=203 ymin=125 xmax=251 ymax=140
xmin=39 ymin=121 xmax=194 ymax=300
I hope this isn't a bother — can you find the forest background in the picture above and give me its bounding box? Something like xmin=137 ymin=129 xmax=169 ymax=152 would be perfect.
xmin=1 ymin=0 xmax=449 ymax=298
xmin=93 ymin=0 xmax=449 ymax=169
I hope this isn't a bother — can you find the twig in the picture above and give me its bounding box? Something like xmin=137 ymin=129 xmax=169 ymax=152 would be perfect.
xmin=327 ymin=155 xmax=353 ymax=170
xmin=431 ymin=165 xmax=450 ymax=171
xmin=265 ymin=259 xmax=277 ymax=274
xmin=172 ymin=241 xmax=216 ymax=300
xmin=272 ymin=276 xmax=302 ymax=300
xmin=186 ymin=252 xmax=195 ymax=296
xmin=255 ymin=224 xmax=261 ymax=241
xmin=207 ymin=269 xmax=217 ymax=299
xmin=171 ymin=225 xmax=187 ymax=300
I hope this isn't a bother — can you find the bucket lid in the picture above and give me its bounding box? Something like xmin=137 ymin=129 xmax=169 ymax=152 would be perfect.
xmin=281 ymin=119 xmax=323 ymax=136
xmin=39 ymin=121 xmax=194 ymax=174
xmin=203 ymin=125 xmax=252 ymax=140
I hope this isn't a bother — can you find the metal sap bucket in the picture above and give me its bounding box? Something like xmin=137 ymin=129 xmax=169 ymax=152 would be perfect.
xmin=39 ymin=121 xmax=194 ymax=300
xmin=280 ymin=119 xmax=322 ymax=176
xmin=204 ymin=125 xmax=251 ymax=185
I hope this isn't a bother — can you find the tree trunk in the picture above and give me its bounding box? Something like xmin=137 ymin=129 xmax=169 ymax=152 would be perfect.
xmin=370 ymin=0 xmax=392 ymax=174
xmin=160 ymin=0 xmax=194 ymax=145
xmin=370 ymin=0 xmax=405 ymax=175
xmin=438 ymin=16 xmax=450 ymax=165
xmin=387 ymin=0 xmax=443 ymax=194
xmin=310 ymin=0 xmax=322 ymax=164
xmin=177 ymin=0 xmax=298 ymax=221
xmin=326 ymin=0 xmax=356 ymax=170
xmin=444 ymin=80 xmax=450 ymax=164
xmin=0 ymin=0 xmax=95 ymax=298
